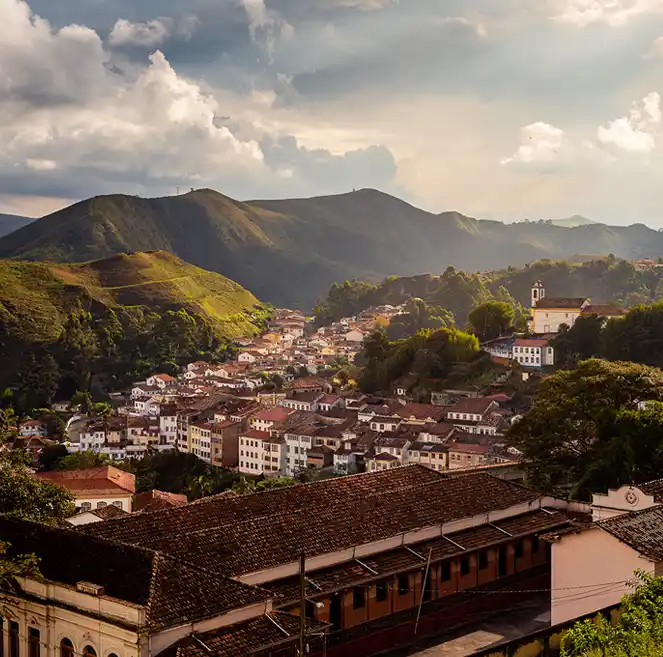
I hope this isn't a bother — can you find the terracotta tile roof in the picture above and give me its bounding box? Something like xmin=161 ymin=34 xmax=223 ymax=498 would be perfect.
xmin=514 ymin=339 xmax=549 ymax=347
xmin=82 ymin=466 xmax=547 ymax=578
xmin=448 ymin=443 xmax=490 ymax=455
xmin=90 ymin=504 xmax=128 ymax=519
xmin=581 ymin=304 xmax=626 ymax=316
xmin=638 ymin=479 xmax=663 ymax=502
xmin=446 ymin=398 xmax=496 ymax=416
xmin=253 ymin=407 xmax=293 ymax=423
xmin=159 ymin=612 xmax=326 ymax=657
xmin=36 ymin=466 xmax=136 ymax=494
xmin=241 ymin=429 xmax=273 ymax=441
xmin=392 ymin=403 xmax=446 ymax=421
xmin=1 ymin=517 xmax=270 ymax=631
xmin=134 ymin=490 xmax=188 ymax=513
xmin=534 ymin=297 xmax=587 ymax=309
xmin=597 ymin=505 xmax=663 ymax=561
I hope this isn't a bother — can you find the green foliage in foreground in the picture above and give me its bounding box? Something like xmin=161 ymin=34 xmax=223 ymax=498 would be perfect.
xmin=562 ymin=572 xmax=663 ymax=656
xmin=0 ymin=451 xmax=75 ymax=523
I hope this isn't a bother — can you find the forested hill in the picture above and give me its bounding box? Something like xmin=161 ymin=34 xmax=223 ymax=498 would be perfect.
xmin=1 ymin=188 xmax=663 ymax=308
xmin=0 ymin=251 xmax=269 ymax=411
xmin=314 ymin=258 xmax=663 ymax=326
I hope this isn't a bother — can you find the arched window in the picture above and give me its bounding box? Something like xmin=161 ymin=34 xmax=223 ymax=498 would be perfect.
xmin=80 ymin=502 xmax=92 ymax=512
xmin=60 ymin=639 xmax=74 ymax=657
xmin=112 ymin=501 xmax=122 ymax=509
xmin=108 ymin=653 xmax=119 ymax=657
xmin=96 ymin=502 xmax=107 ymax=509
xmin=83 ymin=646 xmax=96 ymax=657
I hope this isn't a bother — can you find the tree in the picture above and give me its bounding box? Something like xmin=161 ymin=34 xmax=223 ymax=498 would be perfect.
xmin=56 ymin=450 xmax=109 ymax=471
xmin=562 ymin=572 xmax=663 ymax=656
xmin=552 ymin=314 xmax=605 ymax=369
xmin=468 ymin=300 xmax=515 ymax=341
xmin=38 ymin=443 xmax=69 ymax=471
xmin=508 ymin=359 xmax=663 ymax=496
xmin=0 ymin=542 xmax=40 ymax=589
xmin=69 ymin=391 xmax=92 ymax=414
xmin=91 ymin=402 xmax=113 ymax=419
xmin=0 ymin=452 xmax=75 ymax=523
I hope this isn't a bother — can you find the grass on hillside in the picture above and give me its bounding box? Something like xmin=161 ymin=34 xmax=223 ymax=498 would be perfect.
xmin=0 ymin=251 xmax=263 ymax=344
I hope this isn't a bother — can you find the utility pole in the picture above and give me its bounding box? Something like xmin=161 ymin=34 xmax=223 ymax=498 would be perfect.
xmin=298 ymin=552 xmax=306 ymax=656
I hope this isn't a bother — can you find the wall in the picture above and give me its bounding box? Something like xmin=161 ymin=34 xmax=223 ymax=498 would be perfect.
xmin=75 ymin=494 xmax=132 ymax=513
xmin=532 ymin=310 xmax=580 ymax=334
xmin=591 ymin=486 xmax=657 ymax=521
xmin=550 ymin=527 xmax=654 ymax=625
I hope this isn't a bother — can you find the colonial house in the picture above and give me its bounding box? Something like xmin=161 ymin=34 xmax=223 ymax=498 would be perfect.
xmin=590 ymin=479 xmax=663 ymax=521
xmin=35 ymin=466 xmax=135 ymax=512
xmin=209 ymin=420 xmax=242 ymax=469
xmin=407 ymin=442 xmax=449 ymax=471
xmin=145 ymin=374 xmax=177 ymax=389
xmin=447 ymin=442 xmax=490 ymax=470
xmin=18 ymin=420 xmax=47 ymax=437
xmin=280 ymin=391 xmax=324 ymax=412
xmin=188 ymin=421 xmax=212 ymax=463
xmin=238 ymin=430 xmax=284 ymax=476
xmin=512 ymin=339 xmax=554 ymax=368
xmin=530 ymin=281 xmax=589 ymax=334
xmin=250 ymin=407 xmax=294 ymax=433
xmin=365 ymin=452 xmax=401 ymax=472
xmin=343 ymin=330 xmax=365 ymax=343
xmin=283 ymin=425 xmax=316 ymax=476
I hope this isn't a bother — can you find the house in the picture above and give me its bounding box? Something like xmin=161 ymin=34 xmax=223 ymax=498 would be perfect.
xmin=546 ymin=505 xmax=663 ymax=625
xmin=280 ymin=391 xmax=324 ymax=412
xmin=530 ymin=281 xmax=589 ymax=334
xmin=134 ymin=490 xmax=188 ymax=513
xmin=65 ymin=503 xmax=128 ymax=526
xmin=35 ymin=466 xmax=135 ymax=512
xmin=392 ymin=403 xmax=447 ymax=425
xmin=512 ymin=339 xmax=554 ymax=368
xmin=366 ymin=452 xmax=401 ymax=472
xmin=407 ymin=442 xmax=449 ymax=471
xmin=251 ymin=406 xmax=294 ymax=433
xmin=210 ymin=420 xmax=242 ymax=468
xmin=333 ymin=448 xmax=357 ymax=475
xmin=447 ymin=442 xmax=490 ymax=469
xmin=307 ymin=445 xmax=334 ymax=470
xmin=317 ymin=394 xmax=343 ymax=412
xmin=369 ymin=415 xmax=402 ymax=433
xmin=75 ymin=465 xmax=587 ymax=656
xmin=580 ymin=304 xmax=627 ymax=320
xmin=343 ymin=330 xmax=365 ymax=343
xmin=146 ymin=373 xmax=177 ymax=389
xmin=188 ymin=421 xmax=213 ymax=462
xmin=237 ymin=351 xmax=258 ymax=364
xmin=18 ymin=419 xmax=47 ymax=437
xmin=283 ymin=424 xmax=317 ymax=476
xmin=238 ymin=430 xmax=284 ymax=476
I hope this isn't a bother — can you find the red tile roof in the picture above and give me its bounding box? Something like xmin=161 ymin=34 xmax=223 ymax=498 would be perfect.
xmin=253 ymin=407 xmax=293 ymax=423
xmin=36 ymin=466 xmax=136 ymax=495
xmin=135 ymin=490 xmax=188 ymax=513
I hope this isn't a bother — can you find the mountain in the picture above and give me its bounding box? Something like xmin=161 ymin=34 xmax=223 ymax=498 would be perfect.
xmin=0 ymin=250 xmax=263 ymax=346
xmin=550 ymin=215 xmax=597 ymax=228
xmin=0 ymin=213 xmax=35 ymax=238
xmin=2 ymin=188 xmax=662 ymax=308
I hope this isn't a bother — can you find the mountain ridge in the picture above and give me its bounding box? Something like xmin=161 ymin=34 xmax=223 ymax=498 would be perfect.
xmin=0 ymin=213 xmax=35 ymax=238
xmin=2 ymin=188 xmax=662 ymax=308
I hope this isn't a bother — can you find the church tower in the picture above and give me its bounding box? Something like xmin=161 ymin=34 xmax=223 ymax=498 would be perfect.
xmin=531 ymin=280 xmax=545 ymax=308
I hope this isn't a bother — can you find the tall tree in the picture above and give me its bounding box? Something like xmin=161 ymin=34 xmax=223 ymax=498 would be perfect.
xmin=468 ymin=300 xmax=515 ymax=341
xmin=508 ymin=359 xmax=663 ymax=496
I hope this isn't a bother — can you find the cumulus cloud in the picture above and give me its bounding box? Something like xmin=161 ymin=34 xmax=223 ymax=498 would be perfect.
xmin=0 ymin=0 xmax=397 ymax=204
xmin=554 ymin=0 xmax=663 ymax=27
xmin=108 ymin=16 xmax=198 ymax=48
xmin=597 ymin=92 xmax=661 ymax=152
xmin=240 ymin=0 xmax=294 ymax=54
xmin=501 ymin=122 xmax=566 ymax=166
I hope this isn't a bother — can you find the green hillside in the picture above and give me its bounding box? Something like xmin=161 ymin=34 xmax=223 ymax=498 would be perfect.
xmin=0 ymin=251 xmax=268 ymax=408
xmin=2 ymin=188 xmax=663 ymax=308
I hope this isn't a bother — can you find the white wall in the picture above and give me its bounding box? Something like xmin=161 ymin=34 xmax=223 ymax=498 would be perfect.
xmin=76 ymin=494 xmax=132 ymax=513
xmin=533 ymin=309 xmax=581 ymax=334
xmin=551 ymin=527 xmax=655 ymax=625
xmin=591 ymin=486 xmax=658 ymax=521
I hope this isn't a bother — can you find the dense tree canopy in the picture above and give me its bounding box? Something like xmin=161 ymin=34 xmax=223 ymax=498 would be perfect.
xmin=508 ymin=359 xmax=663 ymax=497
xmin=386 ymin=298 xmax=454 ymax=340
xmin=468 ymin=300 xmax=515 ymax=341
xmin=0 ymin=451 xmax=75 ymax=523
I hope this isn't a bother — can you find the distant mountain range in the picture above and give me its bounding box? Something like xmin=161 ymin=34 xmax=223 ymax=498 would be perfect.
xmin=550 ymin=215 xmax=597 ymax=228
xmin=0 ymin=213 xmax=35 ymax=238
xmin=1 ymin=188 xmax=661 ymax=308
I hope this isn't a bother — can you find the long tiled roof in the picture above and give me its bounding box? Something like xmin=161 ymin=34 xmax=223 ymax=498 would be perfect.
xmin=159 ymin=612 xmax=326 ymax=657
xmin=638 ymin=479 xmax=663 ymax=502
xmin=597 ymin=505 xmax=663 ymax=561
xmin=0 ymin=517 xmax=270 ymax=631
xmin=81 ymin=466 xmax=545 ymax=578
xmin=534 ymin=297 xmax=587 ymax=309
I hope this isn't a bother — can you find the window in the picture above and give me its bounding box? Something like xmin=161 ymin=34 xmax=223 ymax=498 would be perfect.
xmin=352 ymin=587 xmax=365 ymax=609
xmin=397 ymin=574 xmax=410 ymax=595
xmin=9 ymin=623 xmax=19 ymax=657
xmin=515 ymin=539 xmax=524 ymax=559
xmin=441 ymin=562 xmax=451 ymax=582
xmin=83 ymin=647 xmax=96 ymax=657
xmin=60 ymin=642 xmax=74 ymax=657
xmin=460 ymin=557 xmax=470 ymax=576
xmin=375 ymin=581 xmax=388 ymax=602
xmin=479 ymin=550 xmax=488 ymax=570
xmin=112 ymin=501 xmax=122 ymax=508
xmin=80 ymin=502 xmax=92 ymax=512
xmin=532 ymin=535 xmax=540 ymax=554
xmin=29 ymin=628 xmax=40 ymax=657
xmin=97 ymin=501 xmax=107 ymax=509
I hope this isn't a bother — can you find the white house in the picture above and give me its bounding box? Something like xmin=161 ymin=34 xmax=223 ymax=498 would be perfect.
xmin=283 ymin=427 xmax=315 ymax=476
xmin=530 ymin=281 xmax=589 ymax=334
xmin=238 ymin=430 xmax=285 ymax=476
xmin=343 ymin=330 xmax=364 ymax=343
xmin=146 ymin=374 xmax=177 ymax=389
xmin=19 ymin=420 xmax=47 ymax=437
xmin=238 ymin=351 xmax=258 ymax=364
xmin=512 ymin=339 xmax=554 ymax=368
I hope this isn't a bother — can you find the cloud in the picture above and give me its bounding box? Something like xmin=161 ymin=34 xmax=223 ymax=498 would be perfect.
xmin=501 ymin=122 xmax=566 ymax=165
xmin=108 ymin=16 xmax=198 ymax=48
xmin=0 ymin=0 xmax=398 ymax=204
xmin=554 ymin=0 xmax=663 ymax=27
xmin=240 ymin=0 xmax=294 ymax=54
xmin=597 ymin=92 xmax=661 ymax=152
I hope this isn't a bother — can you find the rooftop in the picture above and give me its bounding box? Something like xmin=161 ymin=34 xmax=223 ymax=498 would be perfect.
xmin=597 ymin=505 xmax=663 ymax=561
xmin=82 ymin=466 xmax=550 ymax=579
xmin=534 ymin=297 xmax=588 ymax=309
xmin=36 ymin=466 xmax=136 ymax=495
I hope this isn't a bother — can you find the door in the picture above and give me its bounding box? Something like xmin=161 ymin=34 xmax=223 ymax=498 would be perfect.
xmin=330 ymin=594 xmax=342 ymax=631
xmin=498 ymin=546 xmax=508 ymax=578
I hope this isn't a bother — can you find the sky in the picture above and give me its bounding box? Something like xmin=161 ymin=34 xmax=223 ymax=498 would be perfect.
xmin=1 ymin=0 xmax=663 ymax=224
